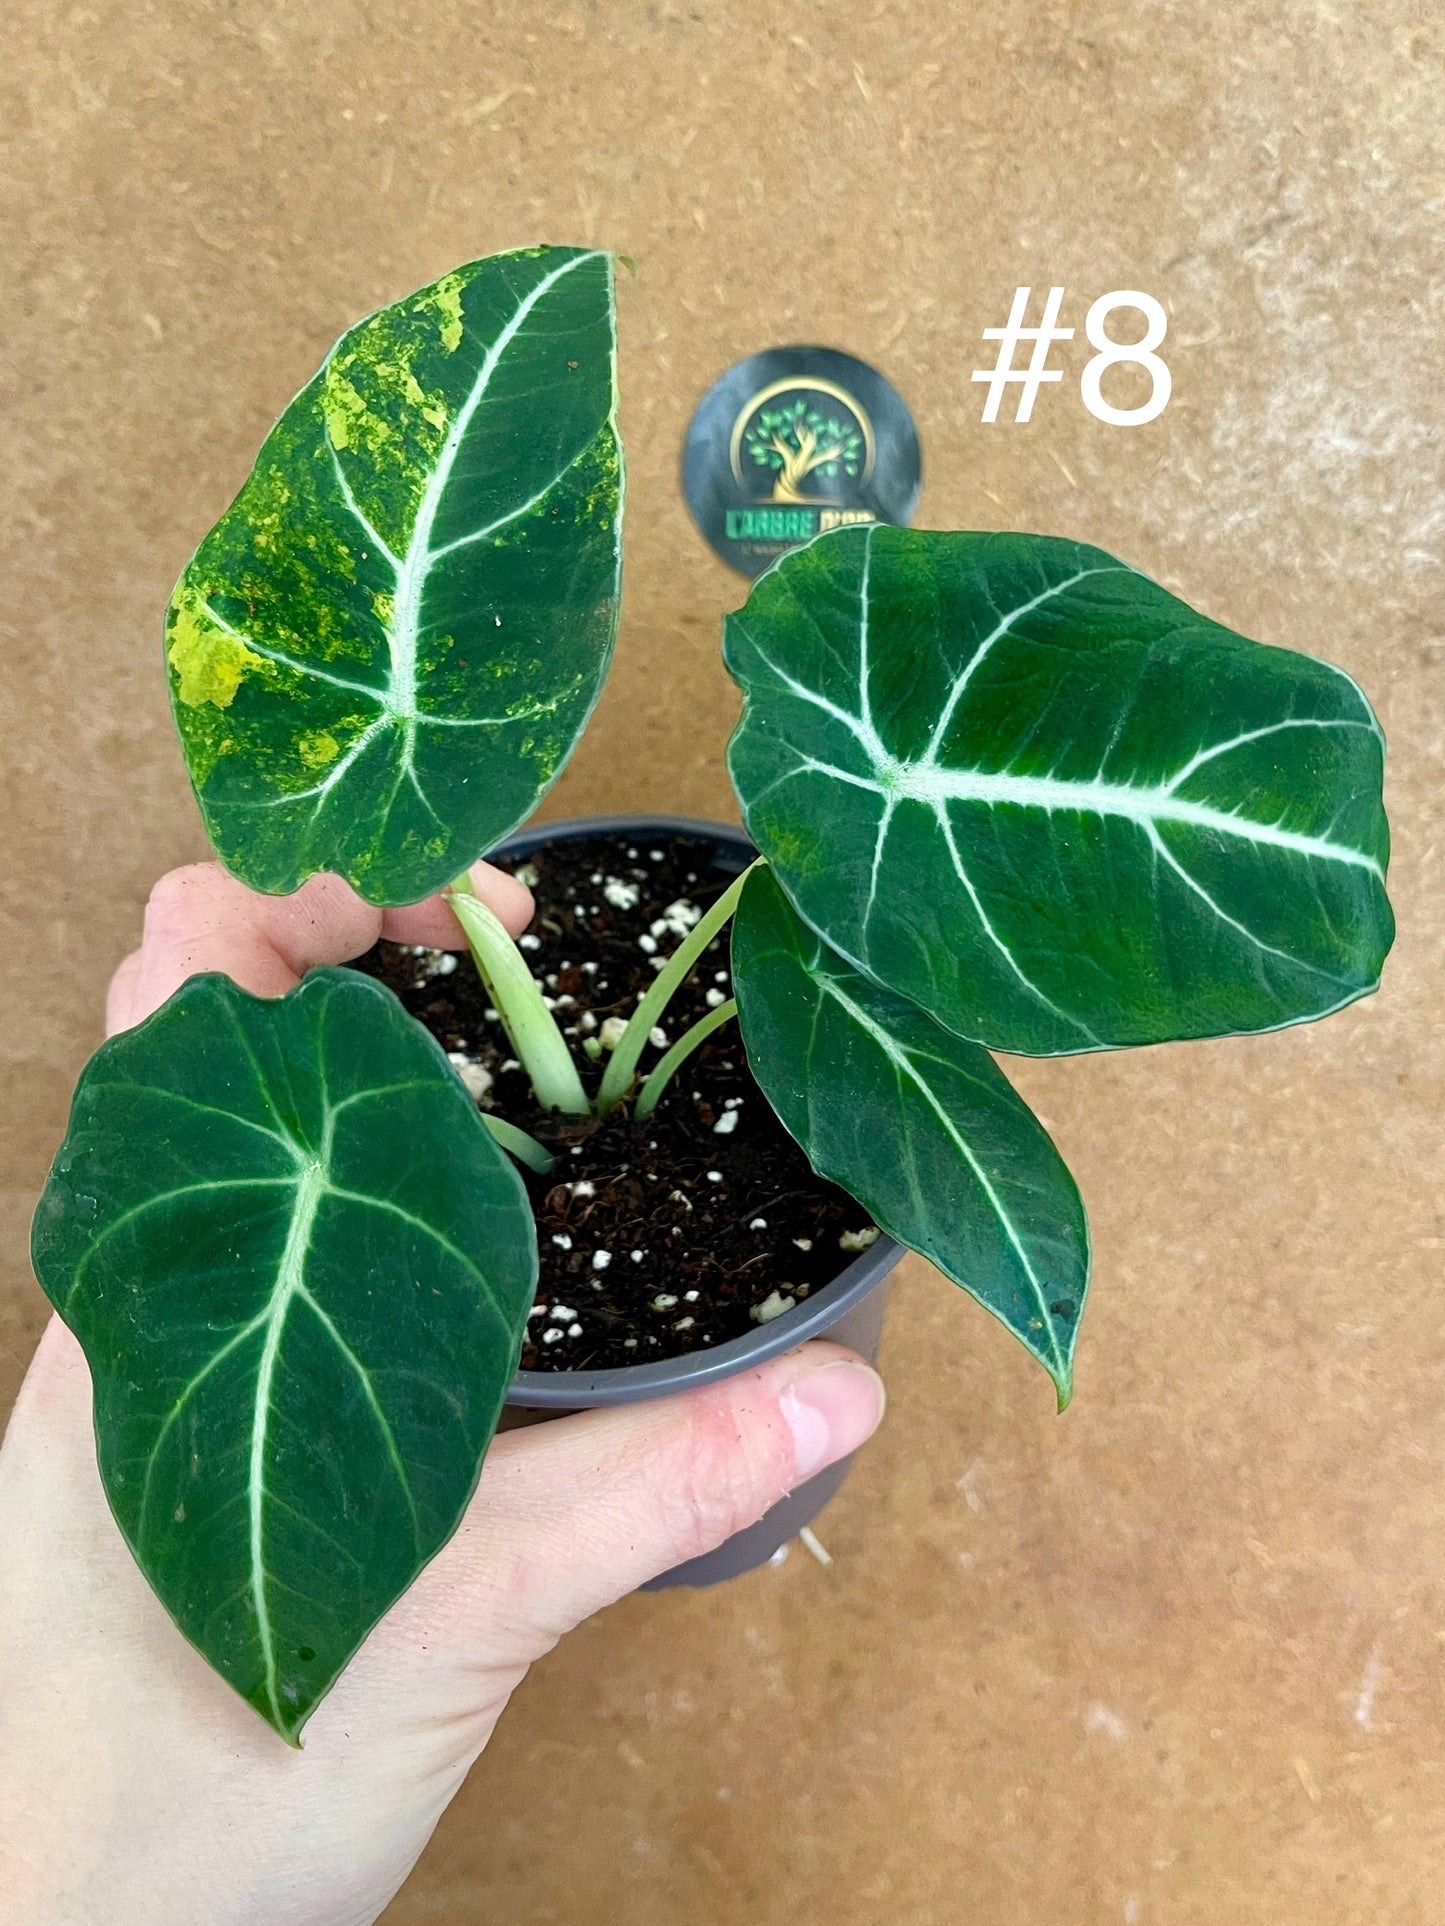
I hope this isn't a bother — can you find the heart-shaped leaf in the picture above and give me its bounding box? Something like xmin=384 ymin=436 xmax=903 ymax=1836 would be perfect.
xmin=731 ymin=866 xmax=1088 ymax=1403
xmin=31 ymin=968 xmax=537 ymax=1743
xmin=167 ymin=246 xmax=622 ymax=906
xmin=726 ymin=527 xmax=1393 ymax=1054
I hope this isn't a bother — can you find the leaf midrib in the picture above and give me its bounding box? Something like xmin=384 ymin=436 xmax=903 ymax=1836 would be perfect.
xmin=382 ymin=249 xmax=605 ymax=725
xmin=880 ymin=759 xmax=1384 ymax=873
xmin=248 ymin=1156 xmax=327 ymax=1726
xmin=747 ymin=670 xmax=1384 ymax=878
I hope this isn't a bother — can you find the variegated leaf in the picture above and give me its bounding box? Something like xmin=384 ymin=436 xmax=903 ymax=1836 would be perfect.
xmin=167 ymin=246 xmax=622 ymax=905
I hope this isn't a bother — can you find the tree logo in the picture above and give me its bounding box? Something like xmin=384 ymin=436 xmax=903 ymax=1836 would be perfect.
xmin=682 ymin=346 xmax=920 ymax=577
xmin=731 ymin=378 xmax=875 ymax=503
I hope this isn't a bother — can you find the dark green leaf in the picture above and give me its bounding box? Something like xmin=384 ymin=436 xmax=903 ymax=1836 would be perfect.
xmin=726 ymin=527 xmax=1393 ymax=1054
xmin=732 ymin=867 xmax=1088 ymax=1403
xmin=167 ymin=247 xmax=622 ymax=906
xmin=31 ymin=968 xmax=537 ymax=1742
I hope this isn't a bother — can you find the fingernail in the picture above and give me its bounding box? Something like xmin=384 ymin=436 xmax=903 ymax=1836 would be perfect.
xmin=780 ymin=1360 xmax=886 ymax=1482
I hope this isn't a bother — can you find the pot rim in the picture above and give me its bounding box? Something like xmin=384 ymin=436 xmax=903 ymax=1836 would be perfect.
xmin=490 ymin=811 xmax=904 ymax=1408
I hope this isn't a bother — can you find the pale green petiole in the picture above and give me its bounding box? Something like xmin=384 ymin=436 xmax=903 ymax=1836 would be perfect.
xmin=447 ymin=876 xmax=590 ymax=1117
xmin=481 ymin=1113 xmax=557 ymax=1175
xmin=634 ymin=999 xmax=738 ymax=1120
xmin=596 ymin=859 xmax=760 ymax=1114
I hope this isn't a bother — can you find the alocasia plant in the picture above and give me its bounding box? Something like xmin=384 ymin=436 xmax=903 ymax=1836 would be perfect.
xmin=32 ymin=246 xmax=1393 ymax=1741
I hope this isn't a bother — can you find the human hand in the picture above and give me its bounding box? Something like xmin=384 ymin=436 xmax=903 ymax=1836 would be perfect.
xmin=0 ymin=862 xmax=886 ymax=1926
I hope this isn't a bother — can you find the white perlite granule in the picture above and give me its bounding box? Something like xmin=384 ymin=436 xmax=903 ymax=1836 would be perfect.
xmin=750 ymin=1291 xmax=793 ymax=1325
xmin=602 ymin=878 xmax=639 ymax=909
xmin=409 ymin=946 xmax=459 ymax=979
xmin=839 ymin=1226 xmax=880 ymax=1252
xmin=446 ymin=1054 xmax=492 ymax=1103
xmin=650 ymin=899 xmax=701 ymax=941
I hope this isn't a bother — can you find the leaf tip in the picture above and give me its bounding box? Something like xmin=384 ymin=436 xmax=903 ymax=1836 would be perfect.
xmin=250 ymin=1686 xmax=308 ymax=1748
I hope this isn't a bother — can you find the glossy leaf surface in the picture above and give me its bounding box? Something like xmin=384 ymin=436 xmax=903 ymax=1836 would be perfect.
xmin=726 ymin=527 xmax=1393 ymax=1054
xmin=167 ymin=247 xmax=622 ymax=905
xmin=31 ymin=968 xmax=537 ymax=1742
xmin=732 ymin=867 xmax=1088 ymax=1402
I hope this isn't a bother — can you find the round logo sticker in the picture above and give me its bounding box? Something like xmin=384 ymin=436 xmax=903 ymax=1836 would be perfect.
xmin=682 ymin=345 xmax=921 ymax=577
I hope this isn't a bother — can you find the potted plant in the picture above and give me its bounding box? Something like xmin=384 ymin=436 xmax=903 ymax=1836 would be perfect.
xmin=32 ymin=245 xmax=1393 ymax=1746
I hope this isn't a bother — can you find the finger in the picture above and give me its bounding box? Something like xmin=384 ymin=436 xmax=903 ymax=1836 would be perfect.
xmin=105 ymin=949 xmax=144 ymax=1035
xmin=380 ymin=860 xmax=533 ymax=948
xmin=122 ymin=865 xmax=380 ymax=1024
xmin=379 ymin=1342 xmax=886 ymax=1666
xmin=116 ymin=860 xmax=533 ymax=1033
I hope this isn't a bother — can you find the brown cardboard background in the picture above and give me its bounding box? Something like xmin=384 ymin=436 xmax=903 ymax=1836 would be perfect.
xmin=2 ymin=3 xmax=1441 ymax=1920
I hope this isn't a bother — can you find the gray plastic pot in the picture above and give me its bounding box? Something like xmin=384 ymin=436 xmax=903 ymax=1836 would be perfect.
xmin=493 ymin=814 xmax=902 ymax=1588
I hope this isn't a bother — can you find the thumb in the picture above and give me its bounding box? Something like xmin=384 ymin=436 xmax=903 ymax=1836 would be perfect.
xmin=375 ymin=1342 xmax=886 ymax=1668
